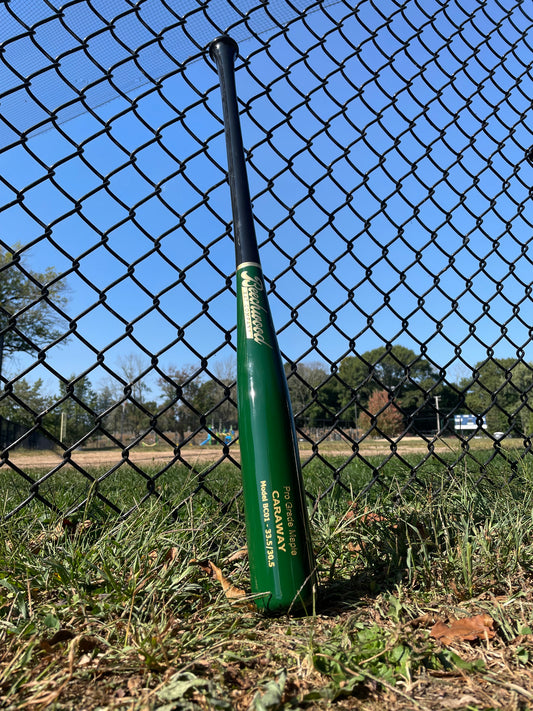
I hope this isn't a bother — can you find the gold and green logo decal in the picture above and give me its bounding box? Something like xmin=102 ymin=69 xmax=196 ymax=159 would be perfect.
xmin=239 ymin=264 xmax=272 ymax=348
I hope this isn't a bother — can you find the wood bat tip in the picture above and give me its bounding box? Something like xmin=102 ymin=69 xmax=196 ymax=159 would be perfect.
xmin=209 ymin=35 xmax=239 ymax=61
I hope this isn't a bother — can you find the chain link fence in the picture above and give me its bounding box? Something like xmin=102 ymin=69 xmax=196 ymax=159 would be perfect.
xmin=2 ymin=0 xmax=533 ymax=520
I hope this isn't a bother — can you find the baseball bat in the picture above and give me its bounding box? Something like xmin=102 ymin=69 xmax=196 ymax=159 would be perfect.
xmin=209 ymin=35 xmax=316 ymax=613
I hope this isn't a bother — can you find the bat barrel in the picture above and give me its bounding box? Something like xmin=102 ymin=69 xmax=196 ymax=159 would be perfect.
xmin=209 ymin=36 xmax=260 ymax=266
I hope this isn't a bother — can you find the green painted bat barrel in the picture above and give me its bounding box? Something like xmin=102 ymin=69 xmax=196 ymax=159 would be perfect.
xmin=237 ymin=261 xmax=316 ymax=612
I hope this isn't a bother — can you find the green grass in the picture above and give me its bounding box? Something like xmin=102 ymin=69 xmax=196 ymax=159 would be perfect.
xmin=1 ymin=457 xmax=533 ymax=709
xmin=1 ymin=436 xmax=526 ymax=519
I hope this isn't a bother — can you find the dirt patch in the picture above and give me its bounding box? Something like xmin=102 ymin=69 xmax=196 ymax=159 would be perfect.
xmin=2 ymin=437 xmax=461 ymax=471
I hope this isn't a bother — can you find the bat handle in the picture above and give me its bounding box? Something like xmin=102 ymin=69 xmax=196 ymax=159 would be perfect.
xmin=209 ymin=35 xmax=260 ymax=266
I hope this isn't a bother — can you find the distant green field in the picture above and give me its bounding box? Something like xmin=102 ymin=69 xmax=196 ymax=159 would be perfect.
xmin=2 ymin=441 xmax=528 ymax=523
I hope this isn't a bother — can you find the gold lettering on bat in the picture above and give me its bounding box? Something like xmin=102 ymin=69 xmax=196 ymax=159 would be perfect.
xmin=240 ymin=269 xmax=272 ymax=347
xmin=285 ymin=486 xmax=298 ymax=556
xmin=272 ymin=489 xmax=286 ymax=552
xmin=261 ymin=480 xmax=275 ymax=567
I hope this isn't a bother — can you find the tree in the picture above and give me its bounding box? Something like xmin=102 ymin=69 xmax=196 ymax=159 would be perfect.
xmin=56 ymin=376 xmax=98 ymax=446
xmin=339 ymin=345 xmax=437 ymax=412
xmin=0 ymin=247 xmax=68 ymax=375
xmin=159 ymin=365 xmax=211 ymax=442
xmin=338 ymin=345 xmax=460 ymax=433
xmin=209 ymin=357 xmax=237 ymax=430
xmin=358 ymin=389 xmax=404 ymax=437
xmin=462 ymin=358 xmax=533 ymax=434
xmin=0 ymin=377 xmax=49 ymax=428
xmin=285 ymin=361 xmax=340 ymax=427
xmin=511 ymin=363 xmax=533 ymax=435
xmin=115 ymin=354 xmax=154 ymax=436
xmin=94 ymin=382 xmax=126 ymax=442
xmin=407 ymin=382 xmax=460 ymax=435
xmin=339 ymin=346 xmax=435 ymax=402
xmin=159 ymin=361 xmax=238 ymax=443
xmin=337 ymin=353 xmax=375 ymax=406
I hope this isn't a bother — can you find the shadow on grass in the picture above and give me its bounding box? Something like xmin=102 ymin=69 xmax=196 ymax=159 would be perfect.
xmin=311 ymin=462 xmax=533 ymax=615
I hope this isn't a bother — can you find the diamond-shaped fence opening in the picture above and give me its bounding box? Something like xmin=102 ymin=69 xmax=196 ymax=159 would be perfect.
xmin=1 ymin=0 xmax=533 ymax=520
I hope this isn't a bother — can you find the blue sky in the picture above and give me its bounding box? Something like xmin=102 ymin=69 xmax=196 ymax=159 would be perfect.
xmin=1 ymin=0 xmax=533 ymax=400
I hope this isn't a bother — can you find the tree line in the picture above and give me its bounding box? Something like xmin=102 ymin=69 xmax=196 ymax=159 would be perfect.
xmin=287 ymin=349 xmax=533 ymax=437
xmin=1 ymin=248 xmax=532 ymax=445
xmin=2 ymin=345 xmax=532 ymax=448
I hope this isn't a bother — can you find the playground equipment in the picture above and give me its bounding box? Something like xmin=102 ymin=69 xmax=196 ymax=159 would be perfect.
xmin=141 ymin=434 xmax=159 ymax=447
xmin=200 ymin=429 xmax=234 ymax=445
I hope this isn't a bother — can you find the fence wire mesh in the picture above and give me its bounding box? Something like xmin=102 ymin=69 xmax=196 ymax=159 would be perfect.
xmin=2 ymin=0 xmax=533 ymax=520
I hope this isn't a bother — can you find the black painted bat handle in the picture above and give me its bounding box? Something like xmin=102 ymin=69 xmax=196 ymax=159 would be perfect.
xmin=209 ymin=35 xmax=260 ymax=266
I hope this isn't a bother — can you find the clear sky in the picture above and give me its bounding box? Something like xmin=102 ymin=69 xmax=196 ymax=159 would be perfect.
xmin=1 ymin=0 xmax=533 ymax=400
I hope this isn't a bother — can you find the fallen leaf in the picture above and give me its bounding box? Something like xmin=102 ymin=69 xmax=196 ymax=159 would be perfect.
xmin=78 ymin=636 xmax=100 ymax=653
xmin=441 ymin=694 xmax=482 ymax=709
xmin=30 ymin=519 xmax=93 ymax=553
xmin=223 ymin=665 xmax=247 ymax=688
xmin=343 ymin=503 xmax=392 ymax=527
xmin=407 ymin=613 xmax=436 ymax=628
xmin=147 ymin=549 xmax=158 ymax=566
xmin=431 ymin=614 xmax=496 ymax=646
xmin=190 ymin=558 xmax=247 ymax=600
xmin=127 ymin=676 xmax=142 ymax=694
xmin=225 ymin=547 xmax=248 ymax=563
xmin=60 ymin=518 xmax=93 ymax=538
xmin=40 ymin=628 xmax=75 ymax=649
xmin=249 ymin=669 xmax=287 ymax=710
xmin=147 ymin=546 xmax=179 ymax=571
xmin=157 ymin=671 xmax=230 ymax=709
xmin=164 ymin=547 xmax=179 ymax=563
xmin=135 ymin=547 xmax=180 ymax=586
xmin=347 ymin=541 xmax=362 ymax=553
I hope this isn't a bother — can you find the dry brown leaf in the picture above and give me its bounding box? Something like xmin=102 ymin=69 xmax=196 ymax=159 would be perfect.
xmin=347 ymin=541 xmax=363 ymax=553
xmin=39 ymin=628 xmax=75 ymax=650
xmin=127 ymin=677 xmax=142 ymax=694
xmin=190 ymin=558 xmax=247 ymax=600
xmin=343 ymin=503 xmax=391 ymax=527
xmin=440 ymin=695 xmax=482 ymax=709
xmin=30 ymin=519 xmax=93 ymax=553
xmin=144 ymin=547 xmax=179 ymax=573
xmin=61 ymin=518 xmax=93 ymax=536
xmin=430 ymin=614 xmax=496 ymax=646
xmin=225 ymin=547 xmax=248 ymax=563
xmin=407 ymin=613 xmax=436 ymax=628
xmin=343 ymin=501 xmax=357 ymax=522
xmin=38 ymin=630 xmax=102 ymax=658
xmin=75 ymin=519 xmax=93 ymax=534
xmin=164 ymin=547 xmax=179 ymax=563
xmin=78 ymin=636 xmax=101 ymax=653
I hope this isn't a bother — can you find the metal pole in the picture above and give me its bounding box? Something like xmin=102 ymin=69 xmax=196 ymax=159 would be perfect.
xmin=121 ymin=402 xmax=125 ymax=443
xmin=0 ymin=331 xmax=4 ymax=380
xmin=435 ymin=395 xmax=441 ymax=434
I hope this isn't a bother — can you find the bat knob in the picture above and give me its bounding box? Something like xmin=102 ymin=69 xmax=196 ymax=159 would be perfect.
xmin=209 ymin=35 xmax=239 ymax=62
